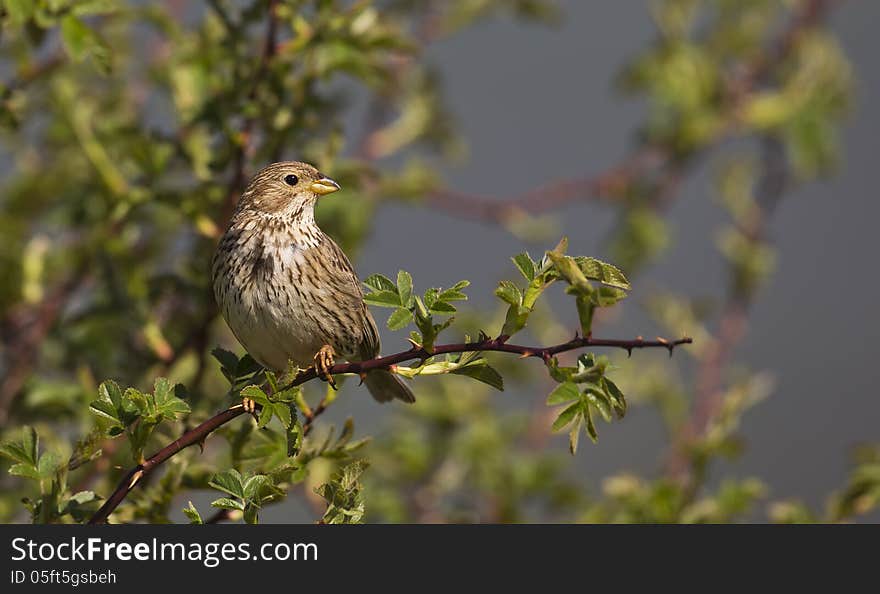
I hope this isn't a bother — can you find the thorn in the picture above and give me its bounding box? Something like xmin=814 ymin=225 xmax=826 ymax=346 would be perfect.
xmin=358 ymin=372 xmax=368 ymax=386
xmin=626 ymin=347 xmax=633 ymax=358
xmin=128 ymin=469 xmax=144 ymax=490
xmin=406 ymin=337 xmax=421 ymax=350
xmin=656 ymin=336 xmax=670 ymax=345
xmin=636 ymin=335 xmax=644 ymax=343
xmin=519 ymin=350 xmax=533 ymax=359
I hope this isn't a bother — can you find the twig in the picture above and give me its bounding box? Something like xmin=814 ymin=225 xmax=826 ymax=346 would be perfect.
xmin=217 ymin=0 xmax=280 ymax=229
xmin=0 ymin=268 xmax=92 ymax=426
xmin=420 ymin=0 xmax=835 ymax=227
xmin=87 ymin=332 xmax=691 ymax=523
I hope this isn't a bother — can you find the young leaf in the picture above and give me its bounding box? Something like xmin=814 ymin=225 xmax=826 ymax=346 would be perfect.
xmin=273 ymin=403 xmax=292 ymax=429
xmin=602 ymin=377 xmax=628 ymax=418
xmin=397 ymin=270 xmax=413 ymax=306
xmin=183 ymin=501 xmax=203 ymax=524
xmin=243 ymin=474 xmax=273 ymax=501
xmin=512 ymin=253 xmax=536 ymax=281
xmin=363 ymin=273 xmax=396 ymax=292
xmin=211 ymin=347 xmax=239 ymax=376
xmin=450 ymin=361 xmax=504 ymax=391
xmin=585 ymin=406 xmax=598 ymax=443
xmin=494 ymin=281 xmax=522 ymax=306
xmin=428 ymin=300 xmax=456 ymax=314
xmin=569 ymin=415 xmax=583 ymax=455
xmin=211 ymin=497 xmax=245 ymax=511
xmin=585 ymin=387 xmax=613 ymax=422
xmin=437 ymin=281 xmax=470 ymax=302
xmin=552 ymin=401 xmax=583 ymax=432
xmin=575 ymin=256 xmax=631 ymax=290
xmin=209 ymin=469 xmax=245 ymax=499
xmin=0 ymin=426 xmax=38 ymax=467
xmin=363 ymin=290 xmax=402 ymax=308
xmin=241 ymin=385 xmax=270 ymax=407
xmin=153 ymin=378 xmax=191 ymax=417
xmin=547 ymin=382 xmax=580 ymax=405
xmin=386 ymin=307 xmax=413 ymax=330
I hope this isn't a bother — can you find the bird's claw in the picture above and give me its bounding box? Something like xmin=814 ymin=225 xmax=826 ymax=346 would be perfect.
xmin=242 ymin=397 xmax=258 ymax=419
xmin=314 ymin=345 xmax=337 ymax=390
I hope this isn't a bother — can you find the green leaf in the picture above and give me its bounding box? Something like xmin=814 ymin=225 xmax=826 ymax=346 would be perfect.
xmin=363 ymin=290 xmax=402 ymax=307
xmin=363 ymin=273 xmax=396 ymax=292
xmin=241 ymin=385 xmax=270 ymax=407
xmin=428 ymin=300 xmax=456 ymax=314
xmin=243 ymin=474 xmax=273 ymax=501
xmin=0 ymin=426 xmax=38 ymax=466
xmin=211 ymin=347 xmax=239 ymax=374
xmin=89 ymin=381 xmax=137 ymax=430
xmin=8 ymin=463 xmax=40 ymax=480
xmin=153 ymin=378 xmax=191 ymax=417
xmin=547 ymin=382 xmax=580 ymax=405
xmin=585 ymin=406 xmax=598 ymax=443
xmin=315 ymin=460 xmax=369 ymax=525
xmin=257 ymin=405 xmax=274 ymax=429
xmin=209 ymin=469 xmax=245 ymax=499
xmin=585 ymin=387 xmax=613 ymax=422
xmin=512 ymin=253 xmax=536 ymax=281
xmin=569 ymin=415 xmax=583 ymax=455
xmin=451 ymin=361 xmax=504 ymax=391
xmin=386 ymin=307 xmax=413 ymax=330
xmin=552 ymin=401 xmax=582 ymax=432
xmin=37 ymin=451 xmax=60 ymax=479
xmin=273 ymin=403 xmax=292 ymax=429
xmin=500 ymin=303 xmax=529 ymax=338
xmin=602 ymin=377 xmax=627 ymax=418
xmin=183 ymin=501 xmax=203 ymax=524
xmin=494 ymin=281 xmax=522 ymax=306
xmin=437 ymin=281 xmax=470 ymax=302
xmin=575 ymin=257 xmax=631 ymax=290
xmin=287 ymin=414 xmax=303 ymax=458
xmin=397 ymin=270 xmax=413 ymax=306
xmin=211 ymin=497 xmax=245 ymax=511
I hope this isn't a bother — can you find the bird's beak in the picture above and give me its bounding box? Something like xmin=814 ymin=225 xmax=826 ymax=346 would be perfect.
xmin=309 ymin=177 xmax=340 ymax=196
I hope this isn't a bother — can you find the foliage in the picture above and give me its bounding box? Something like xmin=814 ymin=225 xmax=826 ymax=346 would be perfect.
xmin=0 ymin=0 xmax=873 ymax=525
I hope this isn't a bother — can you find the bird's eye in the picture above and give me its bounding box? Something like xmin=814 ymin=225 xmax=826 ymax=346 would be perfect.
xmin=284 ymin=174 xmax=299 ymax=186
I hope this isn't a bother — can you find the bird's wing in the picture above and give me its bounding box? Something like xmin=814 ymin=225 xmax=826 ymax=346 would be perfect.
xmin=319 ymin=234 xmax=381 ymax=360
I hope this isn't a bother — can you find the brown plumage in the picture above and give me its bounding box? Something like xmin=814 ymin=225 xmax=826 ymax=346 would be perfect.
xmin=212 ymin=161 xmax=415 ymax=403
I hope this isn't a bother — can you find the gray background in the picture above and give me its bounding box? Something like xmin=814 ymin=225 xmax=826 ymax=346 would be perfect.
xmin=259 ymin=1 xmax=879 ymax=521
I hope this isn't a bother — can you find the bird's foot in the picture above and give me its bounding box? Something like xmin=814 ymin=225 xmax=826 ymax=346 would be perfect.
xmin=241 ymin=396 xmax=258 ymax=419
xmin=314 ymin=345 xmax=337 ymax=390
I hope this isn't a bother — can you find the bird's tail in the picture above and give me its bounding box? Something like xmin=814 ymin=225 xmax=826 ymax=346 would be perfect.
xmin=364 ymin=369 xmax=415 ymax=403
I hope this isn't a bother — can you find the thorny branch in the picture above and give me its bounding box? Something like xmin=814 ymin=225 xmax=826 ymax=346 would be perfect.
xmin=88 ymin=332 xmax=691 ymax=523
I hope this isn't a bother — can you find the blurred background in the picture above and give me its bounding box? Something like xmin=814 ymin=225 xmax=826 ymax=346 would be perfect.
xmin=0 ymin=0 xmax=877 ymax=523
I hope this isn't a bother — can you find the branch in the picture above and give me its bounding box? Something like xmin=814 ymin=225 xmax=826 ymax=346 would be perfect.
xmin=0 ymin=267 xmax=92 ymax=426
xmin=87 ymin=332 xmax=691 ymax=523
xmin=217 ymin=0 xmax=280 ymax=229
xmin=668 ymin=0 xmax=838 ymax=482
xmin=421 ymin=0 xmax=837 ymax=227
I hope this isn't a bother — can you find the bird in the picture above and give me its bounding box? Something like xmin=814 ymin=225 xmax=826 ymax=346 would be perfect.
xmin=212 ymin=161 xmax=415 ymax=405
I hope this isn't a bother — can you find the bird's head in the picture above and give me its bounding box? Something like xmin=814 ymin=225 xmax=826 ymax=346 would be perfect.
xmin=236 ymin=161 xmax=340 ymax=220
